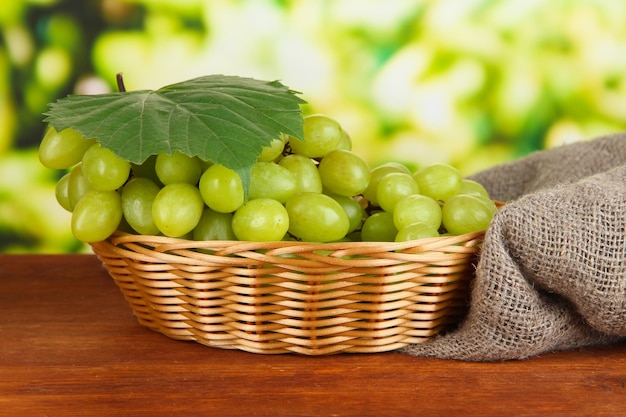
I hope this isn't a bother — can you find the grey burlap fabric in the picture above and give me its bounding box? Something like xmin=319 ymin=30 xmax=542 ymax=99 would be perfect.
xmin=401 ymin=133 xmax=626 ymax=361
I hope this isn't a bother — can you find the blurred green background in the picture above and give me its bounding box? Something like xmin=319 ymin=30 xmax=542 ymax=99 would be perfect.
xmin=2 ymin=0 xmax=626 ymax=253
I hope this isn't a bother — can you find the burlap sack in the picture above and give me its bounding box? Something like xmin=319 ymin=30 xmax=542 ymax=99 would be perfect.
xmin=401 ymin=133 xmax=626 ymax=361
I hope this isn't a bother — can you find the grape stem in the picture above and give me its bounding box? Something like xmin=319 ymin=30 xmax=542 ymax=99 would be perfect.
xmin=116 ymin=72 xmax=126 ymax=92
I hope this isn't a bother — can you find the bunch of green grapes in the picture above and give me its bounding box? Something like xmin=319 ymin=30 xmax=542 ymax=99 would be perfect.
xmin=39 ymin=114 xmax=496 ymax=244
xmin=362 ymin=159 xmax=497 ymax=242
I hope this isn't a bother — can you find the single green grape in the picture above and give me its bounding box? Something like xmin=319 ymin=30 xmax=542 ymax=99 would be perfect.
xmin=459 ymin=179 xmax=490 ymax=199
xmin=249 ymin=162 xmax=297 ymax=203
xmin=393 ymin=194 xmax=442 ymax=231
xmin=395 ymin=222 xmax=440 ymax=242
xmin=121 ymin=177 xmax=161 ymax=235
xmin=55 ymin=172 xmax=72 ymax=212
xmin=331 ymin=195 xmax=365 ymax=233
xmin=193 ymin=208 xmax=237 ymax=241
xmin=198 ymin=158 xmax=213 ymax=171
xmin=288 ymin=114 xmax=342 ymax=158
xmin=413 ymin=163 xmax=462 ymax=202
xmin=71 ymin=189 xmax=122 ymax=242
xmin=442 ymin=194 xmax=495 ymax=235
xmin=376 ymin=172 xmax=420 ymax=213
xmin=380 ymin=161 xmax=411 ymax=174
xmin=342 ymin=231 xmax=362 ymax=242
xmin=318 ymin=150 xmax=370 ymax=197
xmin=152 ymin=183 xmax=204 ymax=237
xmin=232 ymin=199 xmax=289 ymax=241
xmin=257 ymin=137 xmax=286 ymax=162
xmin=116 ymin=213 xmax=137 ymax=235
xmin=68 ymin=163 xmax=92 ymax=210
xmin=131 ymin=155 xmax=162 ymax=186
xmin=155 ymin=151 xmax=202 ymax=185
xmin=362 ymin=162 xmax=411 ymax=206
xmin=81 ymin=143 xmax=131 ymax=191
xmin=474 ymin=195 xmax=498 ymax=216
xmin=39 ymin=126 xmax=96 ymax=169
xmin=198 ymin=164 xmax=244 ymax=213
xmin=286 ymin=192 xmax=350 ymax=242
xmin=336 ymin=127 xmax=352 ymax=151
xmin=278 ymin=154 xmax=323 ymax=193
xmin=361 ymin=211 xmax=397 ymax=242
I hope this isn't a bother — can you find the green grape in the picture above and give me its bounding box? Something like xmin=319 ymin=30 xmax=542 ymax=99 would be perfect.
xmin=198 ymin=158 xmax=213 ymax=171
xmin=286 ymin=192 xmax=349 ymax=242
xmin=232 ymin=199 xmax=289 ymax=241
xmin=116 ymin=213 xmax=136 ymax=235
xmin=362 ymin=162 xmax=411 ymax=206
xmin=331 ymin=195 xmax=365 ymax=233
xmin=39 ymin=126 xmax=96 ymax=169
xmin=71 ymin=190 xmax=122 ymax=242
xmin=152 ymin=183 xmax=204 ymax=237
xmin=318 ymin=150 xmax=370 ymax=197
xmin=474 ymin=195 xmax=498 ymax=216
xmin=198 ymin=164 xmax=244 ymax=213
xmin=393 ymin=194 xmax=442 ymax=231
xmin=413 ymin=163 xmax=462 ymax=202
xmin=131 ymin=155 xmax=162 ymax=186
xmin=155 ymin=151 xmax=202 ymax=185
xmin=361 ymin=211 xmax=397 ymax=242
xmin=459 ymin=179 xmax=490 ymax=199
xmin=442 ymin=194 xmax=495 ymax=235
xmin=336 ymin=127 xmax=352 ymax=151
xmin=342 ymin=231 xmax=362 ymax=242
xmin=249 ymin=161 xmax=297 ymax=203
xmin=193 ymin=208 xmax=237 ymax=241
xmin=395 ymin=222 xmax=440 ymax=242
xmin=278 ymin=154 xmax=323 ymax=193
xmin=68 ymin=163 xmax=92 ymax=209
xmin=82 ymin=143 xmax=131 ymax=191
xmin=379 ymin=161 xmax=412 ymax=174
xmin=121 ymin=177 xmax=161 ymax=235
xmin=288 ymin=114 xmax=342 ymax=158
xmin=55 ymin=172 xmax=72 ymax=212
xmin=376 ymin=172 xmax=420 ymax=213
xmin=257 ymin=137 xmax=286 ymax=162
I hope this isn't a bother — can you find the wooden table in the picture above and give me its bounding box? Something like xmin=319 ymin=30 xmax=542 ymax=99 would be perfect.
xmin=1 ymin=254 xmax=624 ymax=416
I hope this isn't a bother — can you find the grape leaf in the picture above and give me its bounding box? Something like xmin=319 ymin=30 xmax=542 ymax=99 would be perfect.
xmin=43 ymin=74 xmax=306 ymax=198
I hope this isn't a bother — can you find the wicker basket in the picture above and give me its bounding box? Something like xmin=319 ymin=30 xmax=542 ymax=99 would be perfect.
xmin=90 ymin=231 xmax=485 ymax=355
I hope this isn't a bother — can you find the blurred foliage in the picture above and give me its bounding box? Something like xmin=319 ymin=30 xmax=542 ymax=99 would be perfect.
xmin=2 ymin=0 xmax=626 ymax=252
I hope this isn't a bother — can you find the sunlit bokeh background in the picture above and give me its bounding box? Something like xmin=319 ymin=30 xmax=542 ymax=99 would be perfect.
xmin=2 ymin=0 xmax=626 ymax=253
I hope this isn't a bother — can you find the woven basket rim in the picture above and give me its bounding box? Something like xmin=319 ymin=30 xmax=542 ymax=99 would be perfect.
xmin=104 ymin=229 xmax=486 ymax=251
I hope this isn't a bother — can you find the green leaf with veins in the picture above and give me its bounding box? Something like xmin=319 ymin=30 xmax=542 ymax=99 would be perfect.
xmin=43 ymin=74 xmax=306 ymax=198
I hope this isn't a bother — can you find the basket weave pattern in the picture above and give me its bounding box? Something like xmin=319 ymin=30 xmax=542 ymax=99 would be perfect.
xmin=90 ymin=231 xmax=485 ymax=355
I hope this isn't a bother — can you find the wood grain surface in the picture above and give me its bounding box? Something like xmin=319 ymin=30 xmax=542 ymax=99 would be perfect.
xmin=1 ymin=254 xmax=624 ymax=417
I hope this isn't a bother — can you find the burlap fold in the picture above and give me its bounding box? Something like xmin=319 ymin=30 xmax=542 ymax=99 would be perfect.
xmin=401 ymin=133 xmax=626 ymax=361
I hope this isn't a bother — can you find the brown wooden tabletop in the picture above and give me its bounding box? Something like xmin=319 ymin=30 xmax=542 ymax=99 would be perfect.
xmin=1 ymin=254 xmax=624 ymax=417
